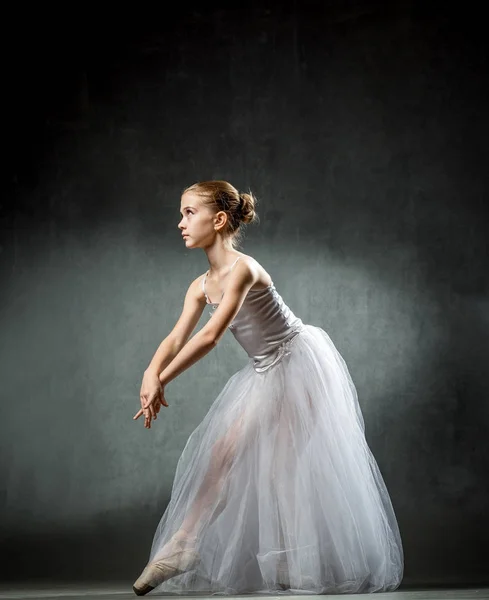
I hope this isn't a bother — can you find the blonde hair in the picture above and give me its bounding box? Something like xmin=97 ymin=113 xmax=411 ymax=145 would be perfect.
xmin=183 ymin=180 xmax=259 ymax=248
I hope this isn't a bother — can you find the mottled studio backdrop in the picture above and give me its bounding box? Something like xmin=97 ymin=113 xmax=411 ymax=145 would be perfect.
xmin=1 ymin=0 xmax=488 ymax=587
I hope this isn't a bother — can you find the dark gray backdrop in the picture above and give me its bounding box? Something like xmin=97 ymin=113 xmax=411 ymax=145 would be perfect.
xmin=1 ymin=0 xmax=488 ymax=588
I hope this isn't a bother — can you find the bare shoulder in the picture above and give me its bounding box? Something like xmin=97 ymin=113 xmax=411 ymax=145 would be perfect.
xmin=234 ymin=254 xmax=272 ymax=288
xmin=186 ymin=273 xmax=208 ymax=304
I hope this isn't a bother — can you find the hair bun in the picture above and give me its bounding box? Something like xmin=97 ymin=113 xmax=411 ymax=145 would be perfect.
xmin=238 ymin=191 xmax=258 ymax=225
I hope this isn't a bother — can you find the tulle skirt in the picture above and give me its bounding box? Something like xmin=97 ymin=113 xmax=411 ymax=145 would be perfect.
xmin=144 ymin=324 xmax=404 ymax=595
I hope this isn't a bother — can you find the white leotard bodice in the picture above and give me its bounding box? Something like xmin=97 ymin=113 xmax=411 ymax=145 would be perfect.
xmin=202 ymin=257 xmax=304 ymax=372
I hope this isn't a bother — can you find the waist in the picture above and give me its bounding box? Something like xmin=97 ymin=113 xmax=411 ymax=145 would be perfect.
xmin=232 ymin=319 xmax=305 ymax=373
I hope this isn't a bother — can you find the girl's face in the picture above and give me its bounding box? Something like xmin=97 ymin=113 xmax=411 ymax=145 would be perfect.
xmin=178 ymin=192 xmax=217 ymax=248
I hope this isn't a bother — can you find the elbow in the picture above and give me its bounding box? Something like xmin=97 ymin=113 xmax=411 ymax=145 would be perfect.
xmin=170 ymin=336 xmax=185 ymax=355
xmin=202 ymin=328 xmax=222 ymax=347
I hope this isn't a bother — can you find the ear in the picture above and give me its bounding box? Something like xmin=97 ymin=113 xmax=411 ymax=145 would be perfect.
xmin=214 ymin=210 xmax=228 ymax=232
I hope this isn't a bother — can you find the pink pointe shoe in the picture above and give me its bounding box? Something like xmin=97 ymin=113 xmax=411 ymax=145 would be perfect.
xmin=133 ymin=532 xmax=200 ymax=596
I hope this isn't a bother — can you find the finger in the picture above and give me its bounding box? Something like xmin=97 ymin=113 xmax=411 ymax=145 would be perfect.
xmin=142 ymin=397 xmax=156 ymax=416
xmin=134 ymin=409 xmax=143 ymax=420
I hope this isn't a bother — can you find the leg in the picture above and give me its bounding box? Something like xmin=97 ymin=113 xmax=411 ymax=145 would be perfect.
xmin=179 ymin=384 xmax=314 ymax=542
xmin=134 ymin=413 xmax=251 ymax=595
xmin=177 ymin=410 xmax=247 ymax=538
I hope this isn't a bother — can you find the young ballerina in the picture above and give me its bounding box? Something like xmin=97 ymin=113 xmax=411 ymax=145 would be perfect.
xmin=132 ymin=180 xmax=404 ymax=596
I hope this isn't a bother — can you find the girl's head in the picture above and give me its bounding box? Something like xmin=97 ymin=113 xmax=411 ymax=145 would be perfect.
xmin=179 ymin=180 xmax=259 ymax=249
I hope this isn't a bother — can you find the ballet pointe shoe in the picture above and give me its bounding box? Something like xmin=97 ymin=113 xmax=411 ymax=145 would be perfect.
xmin=133 ymin=532 xmax=200 ymax=596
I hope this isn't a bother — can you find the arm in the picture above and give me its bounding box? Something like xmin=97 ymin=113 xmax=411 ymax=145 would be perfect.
xmin=146 ymin=277 xmax=206 ymax=377
xmin=145 ymin=337 xmax=184 ymax=377
xmin=157 ymin=260 xmax=258 ymax=387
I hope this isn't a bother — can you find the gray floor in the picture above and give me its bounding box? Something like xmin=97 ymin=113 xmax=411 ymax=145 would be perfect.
xmin=0 ymin=585 xmax=489 ymax=600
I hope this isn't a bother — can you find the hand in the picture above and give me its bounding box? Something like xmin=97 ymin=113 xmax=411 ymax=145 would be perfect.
xmin=133 ymin=370 xmax=169 ymax=429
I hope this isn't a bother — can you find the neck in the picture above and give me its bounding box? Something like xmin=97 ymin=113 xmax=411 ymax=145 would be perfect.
xmin=205 ymin=240 xmax=239 ymax=275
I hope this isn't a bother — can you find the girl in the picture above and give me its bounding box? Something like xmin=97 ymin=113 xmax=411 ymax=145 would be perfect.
xmin=132 ymin=180 xmax=403 ymax=596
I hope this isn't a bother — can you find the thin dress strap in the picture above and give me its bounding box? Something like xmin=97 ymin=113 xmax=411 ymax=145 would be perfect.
xmin=229 ymin=256 xmax=242 ymax=271
xmin=203 ymin=256 xmax=242 ymax=304
xmin=202 ymin=272 xmax=210 ymax=303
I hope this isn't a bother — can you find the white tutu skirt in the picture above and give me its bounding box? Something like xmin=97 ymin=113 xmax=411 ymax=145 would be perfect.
xmin=145 ymin=324 xmax=404 ymax=595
